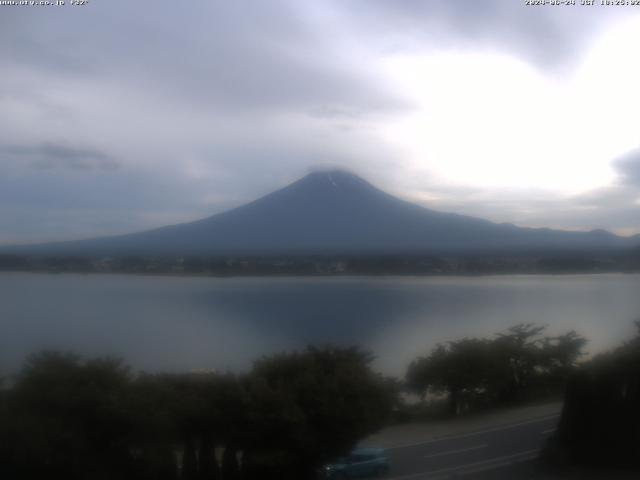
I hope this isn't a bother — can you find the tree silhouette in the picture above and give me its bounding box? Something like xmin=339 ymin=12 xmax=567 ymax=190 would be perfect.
xmin=407 ymin=324 xmax=587 ymax=414
xmin=548 ymin=321 xmax=640 ymax=469
xmin=6 ymin=352 xmax=134 ymax=479
xmin=242 ymin=346 xmax=395 ymax=479
xmin=0 ymin=346 xmax=394 ymax=479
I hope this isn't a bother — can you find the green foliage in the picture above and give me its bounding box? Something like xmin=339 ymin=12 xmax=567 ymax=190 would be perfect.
xmin=0 ymin=347 xmax=394 ymax=480
xmin=243 ymin=347 xmax=395 ymax=478
xmin=548 ymin=322 xmax=640 ymax=469
xmin=407 ymin=338 xmax=494 ymax=414
xmin=407 ymin=324 xmax=587 ymax=415
xmin=5 ymin=351 xmax=134 ymax=479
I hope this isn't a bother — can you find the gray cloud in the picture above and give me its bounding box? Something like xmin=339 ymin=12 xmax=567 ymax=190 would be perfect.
xmin=0 ymin=1 xmax=638 ymax=244
xmin=339 ymin=0 xmax=631 ymax=70
xmin=614 ymin=149 xmax=640 ymax=185
xmin=1 ymin=143 xmax=119 ymax=171
xmin=407 ymin=148 xmax=640 ymax=236
xmin=0 ymin=1 xmax=404 ymax=115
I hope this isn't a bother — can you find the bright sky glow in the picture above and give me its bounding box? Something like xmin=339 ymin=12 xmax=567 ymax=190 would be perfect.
xmin=381 ymin=16 xmax=640 ymax=195
xmin=1 ymin=1 xmax=640 ymax=243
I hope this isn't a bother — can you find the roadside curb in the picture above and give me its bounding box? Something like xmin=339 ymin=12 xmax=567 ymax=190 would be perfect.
xmin=361 ymin=402 xmax=563 ymax=450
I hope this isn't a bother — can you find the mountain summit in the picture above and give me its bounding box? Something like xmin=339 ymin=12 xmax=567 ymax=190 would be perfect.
xmin=8 ymin=170 xmax=639 ymax=256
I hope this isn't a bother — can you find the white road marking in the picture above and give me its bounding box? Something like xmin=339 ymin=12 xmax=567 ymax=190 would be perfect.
xmin=541 ymin=428 xmax=556 ymax=435
xmin=386 ymin=414 xmax=560 ymax=450
xmin=423 ymin=444 xmax=488 ymax=459
xmin=388 ymin=449 xmax=540 ymax=480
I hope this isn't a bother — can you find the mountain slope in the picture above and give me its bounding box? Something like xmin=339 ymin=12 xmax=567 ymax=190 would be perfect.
xmin=7 ymin=170 xmax=639 ymax=256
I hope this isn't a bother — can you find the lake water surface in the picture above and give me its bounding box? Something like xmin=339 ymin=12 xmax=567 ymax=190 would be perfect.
xmin=1 ymin=273 xmax=639 ymax=376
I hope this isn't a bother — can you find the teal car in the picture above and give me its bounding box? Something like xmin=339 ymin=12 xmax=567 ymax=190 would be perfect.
xmin=323 ymin=448 xmax=390 ymax=479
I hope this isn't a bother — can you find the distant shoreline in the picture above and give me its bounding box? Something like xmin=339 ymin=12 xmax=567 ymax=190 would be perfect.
xmin=1 ymin=250 xmax=639 ymax=278
xmin=2 ymin=269 xmax=640 ymax=280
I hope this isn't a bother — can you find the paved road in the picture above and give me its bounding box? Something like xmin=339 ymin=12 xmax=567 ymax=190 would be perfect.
xmin=381 ymin=413 xmax=559 ymax=480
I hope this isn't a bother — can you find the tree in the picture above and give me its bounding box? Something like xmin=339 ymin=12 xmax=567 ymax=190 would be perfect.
xmin=242 ymin=346 xmax=395 ymax=480
xmin=407 ymin=324 xmax=588 ymax=415
xmin=128 ymin=371 xmax=244 ymax=480
xmin=1 ymin=346 xmax=397 ymax=479
xmin=6 ymin=351 xmax=134 ymax=480
xmin=547 ymin=321 xmax=640 ymax=469
xmin=491 ymin=324 xmax=547 ymax=401
xmin=407 ymin=338 xmax=495 ymax=415
xmin=221 ymin=445 xmax=240 ymax=480
xmin=126 ymin=373 xmax=181 ymax=480
xmin=539 ymin=331 xmax=588 ymax=381
xmin=0 ymin=371 xmax=10 ymax=478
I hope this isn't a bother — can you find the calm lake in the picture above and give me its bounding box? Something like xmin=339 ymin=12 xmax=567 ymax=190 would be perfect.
xmin=1 ymin=272 xmax=639 ymax=377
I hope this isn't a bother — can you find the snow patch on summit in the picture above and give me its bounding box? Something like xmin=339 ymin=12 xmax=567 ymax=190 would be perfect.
xmin=327 ymin=173 xmax=338 ymax=188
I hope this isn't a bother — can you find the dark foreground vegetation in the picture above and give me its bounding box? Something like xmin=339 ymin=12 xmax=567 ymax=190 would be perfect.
xmin=0 ymin=347 xmax=395 ymax=480
xmin=406 ymin=324 xmax=587 ymax=416
xmin=408 ymin=323 xmax=640 ymax=474
xmin=544 ymin=322 xmax=640 ymax=472
xmin=2 ymin=322 xmax=639 ymax=478
xmin=1 ymin=248 xmax=640 ymax=276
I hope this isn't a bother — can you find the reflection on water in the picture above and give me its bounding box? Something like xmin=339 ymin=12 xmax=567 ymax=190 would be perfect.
xmin=1 ymin=273 xmax=639 ymax=376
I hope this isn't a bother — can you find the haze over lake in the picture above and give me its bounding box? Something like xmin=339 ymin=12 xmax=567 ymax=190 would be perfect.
xmin=2 ymin=272 xmax=639 ymax=377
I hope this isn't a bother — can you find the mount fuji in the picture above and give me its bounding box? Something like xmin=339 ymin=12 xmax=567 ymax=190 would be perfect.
xmin=6 ymin=170 xmax=639 ymax=256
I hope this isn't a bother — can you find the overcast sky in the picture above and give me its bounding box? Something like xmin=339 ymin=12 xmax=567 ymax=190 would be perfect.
xmin=2 ymin=0 xmax=640 ymax=245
